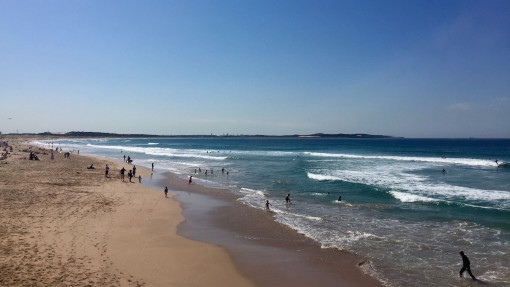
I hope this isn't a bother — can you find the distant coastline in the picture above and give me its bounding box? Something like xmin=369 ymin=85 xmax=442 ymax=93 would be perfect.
xmin=1 ymin=131 xmax=399 ymax=139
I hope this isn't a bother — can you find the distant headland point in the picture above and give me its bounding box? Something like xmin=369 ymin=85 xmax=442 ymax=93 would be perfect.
xmin=0 ymin=131 xmax=399 ymax=139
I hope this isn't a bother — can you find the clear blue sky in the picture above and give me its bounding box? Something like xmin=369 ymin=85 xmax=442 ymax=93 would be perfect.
xmin=1 ymin=0 xmax=509 ymax=137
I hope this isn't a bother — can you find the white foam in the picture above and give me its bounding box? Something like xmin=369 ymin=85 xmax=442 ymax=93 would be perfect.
xmin=238 ymin=187 xmax=266 ymax=197
xmin=85 ymin=144 xmax=227 ymax=160
xmin=389 ymin=191 xmax=438 ymax=203
xmin=304 ymin=152 xmax=498 ymax=167
xmin=308 ymin=168 xmax=510 ymax=209
xmin=310 ymin=192 xmax=329 ymax=196
xmin=308 ymin=173 xmax=340 ymax=181
xmin=273 ymin=209 xmax=322 ymax=221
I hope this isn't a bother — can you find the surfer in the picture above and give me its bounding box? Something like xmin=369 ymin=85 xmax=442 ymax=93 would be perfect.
xmin=495 ymin=160 xmax=499 ymax=166
xmin=338 ymin=195 xmax=342 ymax=202
xmin=459 ymin=251 xmax=476 ymax=280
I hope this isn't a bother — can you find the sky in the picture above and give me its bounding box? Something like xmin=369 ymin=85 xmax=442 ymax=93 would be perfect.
xmin=1 ymin=0 xmax=509 ymax=138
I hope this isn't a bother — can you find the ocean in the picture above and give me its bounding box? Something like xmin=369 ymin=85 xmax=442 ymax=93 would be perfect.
xmin=37 ymin=137 xmax=510 ymax=286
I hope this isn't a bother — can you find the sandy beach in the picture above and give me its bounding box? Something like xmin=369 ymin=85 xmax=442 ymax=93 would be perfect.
xmin=0 ymin=137 xmax=255 ymax=287
xmin=0 ymin=137 xmax=382 ymax=287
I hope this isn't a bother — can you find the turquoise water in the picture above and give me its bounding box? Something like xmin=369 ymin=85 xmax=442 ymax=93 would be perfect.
xmin=39 ymin=138 xmax=510 ymax=286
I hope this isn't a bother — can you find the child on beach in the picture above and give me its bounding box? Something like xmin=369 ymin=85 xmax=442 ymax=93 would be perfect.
xmin=164 ymin=186 xmax=168 ymax=198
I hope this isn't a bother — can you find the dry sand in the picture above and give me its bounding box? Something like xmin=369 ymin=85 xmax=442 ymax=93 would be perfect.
xmin=0 ymin=138 xmax=255 ymax=287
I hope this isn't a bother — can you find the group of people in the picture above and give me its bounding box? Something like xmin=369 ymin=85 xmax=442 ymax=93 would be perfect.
xmin=193 ymin=167 xmax=229 ymax=176
xmin=265 ymin=193 xmax=292 ymax=211
xmin=118 ymin=165 xmax=140 ymax=183
xmin=29 ymin=151 xmax=40 ymax=161
xmin=122 ymin=154 xmax=133 ymax=164
xmin=95 ymin=157 xmax=141 ymax=183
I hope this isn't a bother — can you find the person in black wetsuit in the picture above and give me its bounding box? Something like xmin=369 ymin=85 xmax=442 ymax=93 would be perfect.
xmin=459 ymin=251 xmax=476 ymax=280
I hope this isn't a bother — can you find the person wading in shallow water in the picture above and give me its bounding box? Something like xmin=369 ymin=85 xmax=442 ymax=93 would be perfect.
xmin=459 ymin=251 xmax=477 ymax=280
xmin=265 ymin=200 xmax=272 ymax=211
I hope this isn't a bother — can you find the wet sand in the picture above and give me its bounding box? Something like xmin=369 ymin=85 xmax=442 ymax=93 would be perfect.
xmin=155 ymin=172 xmax=383 ymax=287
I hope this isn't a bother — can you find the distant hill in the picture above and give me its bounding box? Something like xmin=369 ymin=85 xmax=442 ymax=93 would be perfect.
xmin=1 ymin=131 xmax=398 ymax=139
xmin=293 ymin=133 xmax=396 ymax=138
xmin=28 ymin=131 xmax=398 ymax=139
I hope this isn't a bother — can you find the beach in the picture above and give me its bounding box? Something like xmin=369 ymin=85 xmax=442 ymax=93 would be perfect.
xmin=0 ymin=137 xmax=381 ymax=287
xmin=0 ymin=138 xmax=254 ymax=286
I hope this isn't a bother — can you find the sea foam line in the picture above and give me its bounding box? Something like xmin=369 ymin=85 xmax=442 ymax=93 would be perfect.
xmin=85 ymin=144 xmax=227 ymax=160
xmin=304 ymin=152 xmax=498 ymax=167
xmin=308 ymin=171 xmax=510 ymax=209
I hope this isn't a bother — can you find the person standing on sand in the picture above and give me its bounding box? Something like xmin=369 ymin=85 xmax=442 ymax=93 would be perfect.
xmin=459 ymin=251 xmax=477 ymax=280
xmin=189 ymin=176 xmax=192 ymax=184
xmin=164 ymin=186 xmax=168 ymax=198
xmin=152 ymin=162 xmax=154 ymax=171
xmin=105 ymin=164 xmax=109 ymax=178
xmin=138 ymin=175 xmax=142 ymax=183
xmin=120 ymin=167 xmax=126 ymax=181
xmin=133 ymin=165 xmax=137 ymax=177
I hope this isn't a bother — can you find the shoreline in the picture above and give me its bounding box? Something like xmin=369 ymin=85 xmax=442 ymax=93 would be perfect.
xmin=2 ymin=137 xmax=383 ymax=286
xmin=0 ymin=138 xmax=255 ymax=286
xmin=153 ymin=171 xmax=383 ymax=287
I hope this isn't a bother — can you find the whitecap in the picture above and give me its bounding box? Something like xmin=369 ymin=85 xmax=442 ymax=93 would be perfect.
xmin=389 ymin=191 xmax=438 ymax=203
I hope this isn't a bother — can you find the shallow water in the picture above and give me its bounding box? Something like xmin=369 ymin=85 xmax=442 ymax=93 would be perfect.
xmin=39 ymin=137 xmax=510 ymax=286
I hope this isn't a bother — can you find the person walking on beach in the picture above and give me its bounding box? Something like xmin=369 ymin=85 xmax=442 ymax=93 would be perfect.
xmin=152 ymin=162 xmax=154 ymax=171
xmin=105 ymin=164 xmax=109 ymax=178
xmin=138 ymin=175 xmax=142 ymax=183
xmin=265 ymin=200 xmax=272 ymax=211
xmin=459 ymin=251 xmax=477 ymax=280
xmin=164 ymin=186 xmax=168 ymax=198
xmin=128 ymin=170 xmax=133 ymax=182
xmin=189 ymin=176 xmax=192 ymax=184
xmin=123 ymin=155 xmax=126 ymax=162
xmin=133 ymin=165 xmax=137 ymax=177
